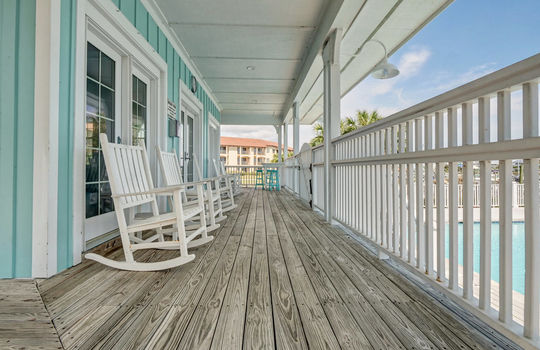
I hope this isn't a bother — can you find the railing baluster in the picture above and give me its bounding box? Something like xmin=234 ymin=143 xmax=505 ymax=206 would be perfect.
xmin=497 ymin=90 xmax=512 ymax=323
xmin=523 ymin=80 xmax=539 ymax=339
xmin=386 ymin=127 xmax=393 ymax=251
xmin=392 ymin=125 xmax=400 ymax=255
xmin=478 ymin=97 xmax=491 ymax=310
xmin=407 ymin=120 xmax=416 ymax=264
xmin=435 ymin=111 xmax=446 ymax=282
xmin=381 ymin=129 xmax=387 ymax=247
xmin=399 ymin=123 xmax=407 ymax=259
xmin=462 ymin=102 xmax=474 ymax=300
xmin=415 ymin=118 xmax=425 ymax=269
xmin=375 ymin=131 xmax=381 ymax=244
xmin=448 ymin=106 xmax=459 ymax=291
xmin=424 ymin=114 xmax=434 ymax=275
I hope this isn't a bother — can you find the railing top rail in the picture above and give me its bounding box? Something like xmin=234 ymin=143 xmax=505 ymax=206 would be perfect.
xmin=332 ymin=53 xmax=540 ymax=144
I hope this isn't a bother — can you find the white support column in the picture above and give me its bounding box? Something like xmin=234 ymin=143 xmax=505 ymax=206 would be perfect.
xmin=275 ymin=124 xmax=282 ymax=162
xmin=321 ymin=28 xmax=342 ymax=223
xmin=32 ymin=0 xmax=61 ymax=278
xmin=293 ymin=102 xmax=300 ymax=193
xmin=293 ymin=102 xmax=300 ymax=154
xmin=283 ymin=123 xmax=289 ymax=160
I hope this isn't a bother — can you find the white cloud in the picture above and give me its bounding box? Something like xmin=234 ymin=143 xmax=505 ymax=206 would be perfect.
xmin=431 ymin=63 xmax=497 ymax=92
xmin=341 ymin=47 xmax=432 ymax=119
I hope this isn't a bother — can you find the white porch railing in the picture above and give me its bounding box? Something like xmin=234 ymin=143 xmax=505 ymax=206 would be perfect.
xmin=224 ymin=165 xmax=263 ymax=187
xmin=283 ymin=54 xmax=540 ymax=346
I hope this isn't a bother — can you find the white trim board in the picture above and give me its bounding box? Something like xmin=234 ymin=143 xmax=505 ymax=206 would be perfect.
xmin=180 ymin=81 xmax=204 ymax=179
xmin=32 ymin=0 xmax=61 ymax=278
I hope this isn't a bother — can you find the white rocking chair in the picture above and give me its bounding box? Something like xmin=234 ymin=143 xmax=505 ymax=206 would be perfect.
xmin=157 ymin=147 xmax=225 ymax=233
xmin=214 ymin=159 xmax=241 ymax=195
xmin=84 ymin=134 xmax=208 ymax=271
xmin=210 ymin=158 xmax=237 ymax=212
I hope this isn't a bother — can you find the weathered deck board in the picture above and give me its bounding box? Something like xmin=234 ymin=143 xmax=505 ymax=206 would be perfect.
xmin=3 ymin=189 xmax=522 ymax=350
xmin=0 ymin=279 xmax=63 ymax=349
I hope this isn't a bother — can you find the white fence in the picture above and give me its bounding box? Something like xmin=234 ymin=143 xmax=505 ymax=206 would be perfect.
xmin=282 ymin=54 xmax=540 ymax=346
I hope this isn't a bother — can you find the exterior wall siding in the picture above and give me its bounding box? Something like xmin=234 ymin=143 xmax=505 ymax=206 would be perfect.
xmin=0 ymin=0 xmax=221 ymax=278
xmin=116 ymin=0 xmax=220 ymax=176
xmin=0 ymin=0 xmax=36 ymax=278
xmin=52 ymin=0 xmax=221 ymax=275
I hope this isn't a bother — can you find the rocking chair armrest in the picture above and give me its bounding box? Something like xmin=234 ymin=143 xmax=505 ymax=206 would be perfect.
xmin=112 ymin=185 xmax=186 ymax=198
xmin=181 ymin=180 xmax=211 ymax=187
xmin=202 ymin=176 xmax=222 ymax=182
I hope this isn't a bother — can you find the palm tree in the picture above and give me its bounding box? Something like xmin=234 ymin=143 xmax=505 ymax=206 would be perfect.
xmin=309 ymin=110 xmax=382 ymax=146
xmin=356 ymin=110 xmax=381 ymax=127
xmin=310 ymin=123 xmax=324 ymax=147
xmin=271 ymin=150 xmax=294 ymax=163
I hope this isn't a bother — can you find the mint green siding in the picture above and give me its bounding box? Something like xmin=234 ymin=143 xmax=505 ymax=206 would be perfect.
xmin=57 ymin=0 xmax=77 ymax=272
xmin=52 ymin=0 xmax=221 ymax=274
xmin=0 ymin=0 xmax=36 ymax=278
xmin=116 ymin=0 xmax=221 ymax=171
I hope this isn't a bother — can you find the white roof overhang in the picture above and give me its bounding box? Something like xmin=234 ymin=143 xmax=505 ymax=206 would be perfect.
xmin=152 ymin=0 xmax=452 ymax=125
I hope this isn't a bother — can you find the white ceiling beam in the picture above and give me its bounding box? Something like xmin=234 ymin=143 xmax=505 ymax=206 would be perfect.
xmin=279 ymin=0 xmax=345 ymax=122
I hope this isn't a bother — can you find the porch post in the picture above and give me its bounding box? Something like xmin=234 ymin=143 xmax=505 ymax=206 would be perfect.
xmin=275 ymin=125 xmax=282 ymax=162
xmin=293 ymin=102 xmax=300 ymax=193
xmin=32 ymin=0 xmax=61 ymax=277
xmin=321 ymin=28 xmax=342 ymax=222
xmin=283 ymin=122 xmax=289 ymax=160
xmin=293 ymin=102 xmax=300 ymax=154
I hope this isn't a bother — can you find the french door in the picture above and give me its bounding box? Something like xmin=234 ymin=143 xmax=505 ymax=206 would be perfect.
xmin=181 ymin=110 xmax=195 ymax=182
xmin=84 ymin=41 xmax=121 ymax=242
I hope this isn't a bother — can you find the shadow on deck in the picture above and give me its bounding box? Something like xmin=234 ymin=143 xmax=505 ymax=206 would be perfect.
xmin=3 ymin=189 xmax=522 ymax=349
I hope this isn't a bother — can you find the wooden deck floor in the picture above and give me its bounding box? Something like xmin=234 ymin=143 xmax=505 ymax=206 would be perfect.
xmin=26 ymin=189 xmax=520 ymax=349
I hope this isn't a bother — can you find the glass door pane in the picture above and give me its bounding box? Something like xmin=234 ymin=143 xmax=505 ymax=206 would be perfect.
xmin=132 ymin=75 xmax=147 ymax=146
xmin=85 ymin=42 xmax=116 ymax=219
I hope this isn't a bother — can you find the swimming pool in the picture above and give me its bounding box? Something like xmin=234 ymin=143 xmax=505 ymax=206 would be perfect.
xmin=445 ymin=222 xmax=525 ymax=294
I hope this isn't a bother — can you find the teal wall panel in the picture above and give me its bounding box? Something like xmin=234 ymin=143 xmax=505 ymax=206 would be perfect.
xmin=57 ymin=0 xmax=77 ymax=272
xmin=120 ymin=0 xmax=135 ymax=24
xmin=135 ymin=0 xmax=148 ymax=39
xmin=148 ymin=16 xmax=158 ymax=51
xmin=157 ymin=29 xmax=166 ymax=60
xmin=0 ymin=0 xmax=36 ymax=278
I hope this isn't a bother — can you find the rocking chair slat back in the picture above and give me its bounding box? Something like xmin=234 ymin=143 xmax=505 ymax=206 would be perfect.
xmin=100 ymin=134 xmax=155 ymax=209
xmin=157 ymin=148 xmax=184 ymax=187
xmin=213 ymin=159 xmax=222 ymax=176
xmin=193 ymin=155 xmax=203 ymax=180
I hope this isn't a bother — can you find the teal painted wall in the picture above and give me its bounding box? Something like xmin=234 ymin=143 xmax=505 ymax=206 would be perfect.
xmin=116 ymin=0 xmax=221 ymax=176
xmin=57 ymin=0 xmax=77 ymax=272
xmin=53 ymin=0 xmax=221 ymax=274
xmin=0 ymin=0 xmax=36 ymax=278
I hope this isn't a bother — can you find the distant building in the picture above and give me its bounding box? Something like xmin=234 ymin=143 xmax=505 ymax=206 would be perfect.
xmin=220 ymin=137 xmax=292 ymax=166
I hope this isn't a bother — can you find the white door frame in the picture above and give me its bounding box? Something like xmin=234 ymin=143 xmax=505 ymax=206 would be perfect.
xmin=72 ymin=0 xmax=167 ymax=263
xmin=83 ymin=27 xmax=124 ymax=243
xmin=208 ymin=113 xmax=220 ymax=177
xmin=180 ymin=82 xmax=203 ymax=180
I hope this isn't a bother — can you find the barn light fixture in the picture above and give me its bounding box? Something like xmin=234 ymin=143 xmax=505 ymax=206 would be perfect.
xmin=367 ymin=40 xmax=399 ymax=79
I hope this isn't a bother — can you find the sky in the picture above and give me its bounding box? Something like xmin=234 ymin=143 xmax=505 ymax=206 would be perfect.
xmin=221 ymin=0 xmax=540 ymax=147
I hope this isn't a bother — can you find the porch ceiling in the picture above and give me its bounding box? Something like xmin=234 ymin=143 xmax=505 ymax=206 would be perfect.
xmin=153 ymin=0 xmax=452 ymax=125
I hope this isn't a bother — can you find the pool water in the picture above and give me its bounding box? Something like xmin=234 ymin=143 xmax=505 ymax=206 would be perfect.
xmin=444 ymin=222 xmax=525 ymax=294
